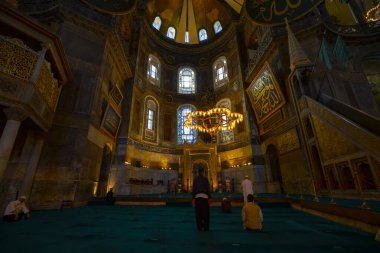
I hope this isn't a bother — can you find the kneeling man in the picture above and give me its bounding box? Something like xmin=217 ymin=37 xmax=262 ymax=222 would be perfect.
xmin=242 ymin=194 xmax=263 ymax=231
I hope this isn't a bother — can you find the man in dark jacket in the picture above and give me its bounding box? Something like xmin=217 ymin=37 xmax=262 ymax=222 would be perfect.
xmin=192 ymin=164 xmax=211 ymax=231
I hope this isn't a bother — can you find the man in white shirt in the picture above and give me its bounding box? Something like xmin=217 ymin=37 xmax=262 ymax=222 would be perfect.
xmin=241 ymin=175 xmax=253 ymax=205
xmin=3 ymin=196 xmax=30 ymax=222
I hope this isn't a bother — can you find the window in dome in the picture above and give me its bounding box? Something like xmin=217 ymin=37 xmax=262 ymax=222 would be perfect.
xmin=213 ymin=56 xmax=228 ymax=88
xmin=199 ymin=29 xmax=208 ymax=41
xmin=147 ymin=54 xmax=160 ymax=86
xmin=178 ymin=67 xmax=196 ymax=94
xmin=177 ymin=105 xmax=197 ymax=144
xmin=185 ymin=31 xmax=189 ymax=43
xmin=167 ymin=26 xmax=176 ymax=39
xmin=152 ymin=16 xmax=162 ymax=30
xmin=213 ymin=21 xmax=222 ymax=34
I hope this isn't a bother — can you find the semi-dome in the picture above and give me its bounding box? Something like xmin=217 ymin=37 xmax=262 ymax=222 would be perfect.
xmin=146 ymin=0 xmax=242 ymax=45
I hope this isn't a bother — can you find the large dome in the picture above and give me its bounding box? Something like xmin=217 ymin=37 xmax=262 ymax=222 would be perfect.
xmin=146 ymin=0 xmax=242 ymax=45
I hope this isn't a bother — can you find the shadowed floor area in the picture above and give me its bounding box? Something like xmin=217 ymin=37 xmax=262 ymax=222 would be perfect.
xmin=0 ymin=205 xmax=378 ymax=253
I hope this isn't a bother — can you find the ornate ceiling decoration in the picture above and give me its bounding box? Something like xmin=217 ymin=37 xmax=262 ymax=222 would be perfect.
xmin=244 ymin=0 xmax=323 ymax=26
xmin=81 ymin=0 xmax=136 ymax=15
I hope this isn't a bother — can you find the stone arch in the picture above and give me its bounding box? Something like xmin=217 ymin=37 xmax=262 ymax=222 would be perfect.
xmin=265 ymin=144 xmax=283 ymax=193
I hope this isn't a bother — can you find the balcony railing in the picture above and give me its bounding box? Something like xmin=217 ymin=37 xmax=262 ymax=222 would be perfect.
xmin=0 ymin=35 xmax=59 ymax=110
xmin=36 ymin=61 xmax=59 ymax=110
xmin=0 ymin=35 xmax=37 ymax=81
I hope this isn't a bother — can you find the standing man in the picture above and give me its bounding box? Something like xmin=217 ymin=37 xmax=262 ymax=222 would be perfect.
xmin=241 ymin=175 xmax=253 ymax=204
xmin=192 ymin=164 xmax=211 ymax=231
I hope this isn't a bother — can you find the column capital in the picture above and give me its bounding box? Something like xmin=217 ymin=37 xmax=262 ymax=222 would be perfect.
xmin=3 ymin=107 xmax=27 ymax=122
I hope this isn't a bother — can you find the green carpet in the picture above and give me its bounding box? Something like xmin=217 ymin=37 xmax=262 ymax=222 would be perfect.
xmin=0 ymin=206 xmax=378 ymax=253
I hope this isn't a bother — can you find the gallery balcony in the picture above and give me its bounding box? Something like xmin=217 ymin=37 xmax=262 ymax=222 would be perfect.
xmin=0 ymin=3 xmax=72 ymax=131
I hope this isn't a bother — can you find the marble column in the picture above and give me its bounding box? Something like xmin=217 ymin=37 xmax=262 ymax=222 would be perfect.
xmin=0 ymin=107 xmax=27 ymax=182
xmin=19 ymin=132 xmax=45 ymax=198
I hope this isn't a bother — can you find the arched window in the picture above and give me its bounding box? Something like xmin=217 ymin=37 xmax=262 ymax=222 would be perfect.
xmin=213 ymin=56 xmax=228 ymax=88
xmin=144 ymin=97 xmax=159 ymax=142
xmin=177 ymin=105 xmax=197 ymax=144
xmin=216 ymin=99 xmax=233 ymax=144
xmin=185 ymin=31 xmax=189 ymax=44
xmin=213 ymin=21 xmax=222 ymax=34
xmin=167 ymin=26 xmax=176 ymax=39
xmin=152 ymin=16 xmax=162 ymax=30
xmin=199 ymin=29 xmax=208 ymax=42
xmin=147 ymin=54 xmax=160 ymax=86
xmin=178 ymin=67 xmax=196 ymax=94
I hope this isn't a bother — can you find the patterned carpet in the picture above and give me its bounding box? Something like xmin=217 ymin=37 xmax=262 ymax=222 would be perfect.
xmin=0 ymin=205 xmax=379 ymax=253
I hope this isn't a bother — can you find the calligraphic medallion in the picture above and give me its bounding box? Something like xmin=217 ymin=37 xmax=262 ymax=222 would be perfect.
xmin=246 ymin=62 xmax=285 ymax=123
xmin=244 ymin=0 xmax=322 ymax=26
xmin=81 ymin=0 xmax=136 ymax=15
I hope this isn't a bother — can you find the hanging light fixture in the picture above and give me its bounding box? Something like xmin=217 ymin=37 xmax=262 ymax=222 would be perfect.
xmin=184 ymin=107 xmax=243 ymax=140
xmin=365 ymin=3 xmax=380 ymax=22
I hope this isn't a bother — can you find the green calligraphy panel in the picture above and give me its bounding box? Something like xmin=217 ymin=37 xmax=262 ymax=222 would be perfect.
xmin=245 ymin=0 xmax=322 ymax=26
xmin=101 ymin=104 xmax=122 ymax=138
xmin=246 ymin=63 xmax=285 ymax=123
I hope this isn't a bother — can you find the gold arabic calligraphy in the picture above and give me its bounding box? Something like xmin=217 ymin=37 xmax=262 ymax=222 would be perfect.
xmin=252 ymin=0 xmax=302 ymax=22
xmin=252 ymin=67 xmax=281 ymax=119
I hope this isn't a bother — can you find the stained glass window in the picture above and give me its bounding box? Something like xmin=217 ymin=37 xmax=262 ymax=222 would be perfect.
xmin=177 ymin=105 xmax=197 ymax=144
xmin=216 ymin=99 xmax=233 ymax=143
xmin=178 ymin=67 xmax=196 ymax=94
xmin=152 ymin=16 xmax=161 ymax=30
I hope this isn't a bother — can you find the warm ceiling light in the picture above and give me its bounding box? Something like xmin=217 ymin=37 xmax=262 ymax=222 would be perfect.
xmin=184 ymin=107 xmax=243 ymax=136
xmin=365 ymin=3 xmax=380 ymax=22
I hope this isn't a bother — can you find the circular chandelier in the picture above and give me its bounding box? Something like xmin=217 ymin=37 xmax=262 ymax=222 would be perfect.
xmin=184 ymin=107 xmax=243 ymax=135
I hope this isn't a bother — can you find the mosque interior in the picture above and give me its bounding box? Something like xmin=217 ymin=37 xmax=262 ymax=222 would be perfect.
xmin=0 ymin=0 xmax=380 ymax=245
